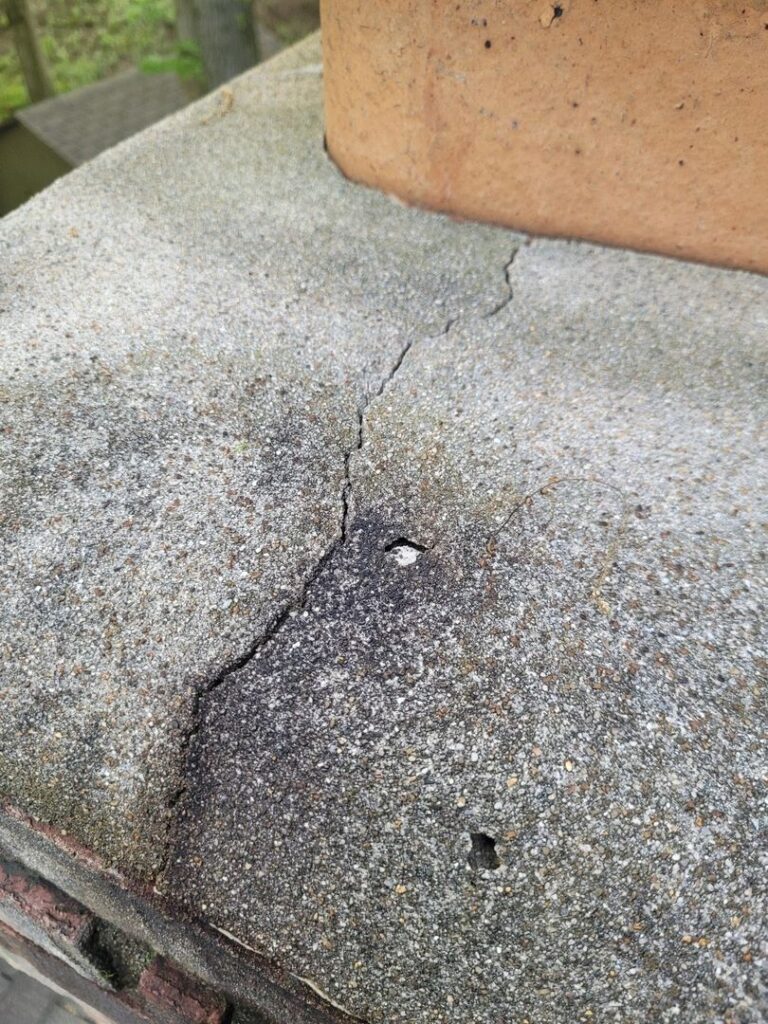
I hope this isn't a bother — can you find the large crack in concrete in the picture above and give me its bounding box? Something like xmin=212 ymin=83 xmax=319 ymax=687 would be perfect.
xmin=160 ymin=248 xmax=521 ymax=881
xmin=482 ymin=243 xmax=523 ymax=320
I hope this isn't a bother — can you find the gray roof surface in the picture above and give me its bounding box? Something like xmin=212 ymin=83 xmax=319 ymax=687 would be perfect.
xmin=0 ymin=958 xmax=98 ymax=1023
xmin=1 ymin=32 xmax=767 ymax=1024
xmin=16 ymin=69 xmax=189 ymax=166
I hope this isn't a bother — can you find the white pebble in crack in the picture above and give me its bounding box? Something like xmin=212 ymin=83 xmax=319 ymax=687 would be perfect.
xmin=391 ymin=545 xmax=421 ymax=567
xmin=385 ymin=538 xmax=427 ymax=567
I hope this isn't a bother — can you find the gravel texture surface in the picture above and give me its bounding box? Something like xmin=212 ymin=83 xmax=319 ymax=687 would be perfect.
xmin=2 ymin=32 xmax=766 ymax=1024
xmin=0 ymin=35 xmax=512 ymax=878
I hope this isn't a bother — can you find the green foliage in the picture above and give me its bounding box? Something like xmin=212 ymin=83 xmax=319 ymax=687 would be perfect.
xmin=0 ymin=74 xmax=26 ymax=118
xmin=0 ymin=0 xmax=320 ymax=122
xmin=0 ymin=0 xmax=177 ymax=121
xmin=125 ymin=0 xmax=172 ymax=26
xmin=140 ymin=39 xmax=204 ymax=82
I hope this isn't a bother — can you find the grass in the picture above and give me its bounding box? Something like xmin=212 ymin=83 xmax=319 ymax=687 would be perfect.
xmin=0 ymin=0 xmax=177 ymax=121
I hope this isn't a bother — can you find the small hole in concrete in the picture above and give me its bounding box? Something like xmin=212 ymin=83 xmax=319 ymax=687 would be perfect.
xmin=385 ymin=538 xmax=427 ymax=566
xmin=484 ymin=38 xmax=492 ymax=48
xmin=553 ymin=5 xmax=564 ymax=16
xmin=468 ymin=832 xmax=501 ymax=870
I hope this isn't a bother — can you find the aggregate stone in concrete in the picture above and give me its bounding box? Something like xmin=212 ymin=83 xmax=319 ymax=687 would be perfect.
xmin=2 ymin=30 xmax=767 ymax=1024
xmin=168 ymin=240 xmax=767 ymax=1024
xmin=0 ymin=33 xmax=515 ymax=878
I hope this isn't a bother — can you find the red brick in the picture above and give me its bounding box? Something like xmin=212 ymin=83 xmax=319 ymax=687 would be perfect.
xmin=0 ymin=862 xmax=91 ymax=945
xmin=138 ymin=957 xmax=227 ymax=1024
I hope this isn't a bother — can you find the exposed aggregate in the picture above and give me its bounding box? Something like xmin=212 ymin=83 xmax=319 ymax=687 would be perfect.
xmin=0 ymin=33 xmax=766 ymax=1024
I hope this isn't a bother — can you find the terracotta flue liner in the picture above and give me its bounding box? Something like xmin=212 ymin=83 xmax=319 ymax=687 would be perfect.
xmin=322 ymin=0 xmax=768 ymax=273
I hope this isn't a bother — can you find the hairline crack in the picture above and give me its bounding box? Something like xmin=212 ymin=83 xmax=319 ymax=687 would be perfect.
xmin=159 ymin=246 xmax=521 ymax=883
xmin=483 ymin=242 xmax=525 ymax=319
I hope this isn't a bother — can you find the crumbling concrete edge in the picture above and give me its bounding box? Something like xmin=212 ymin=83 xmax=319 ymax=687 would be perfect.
xmin=0 ymin=803 xmax=359 ymax=1024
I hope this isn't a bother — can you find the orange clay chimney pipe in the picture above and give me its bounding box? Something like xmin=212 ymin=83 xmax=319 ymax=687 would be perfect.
xmin=322 ymin=0 xmax=768 ymax=274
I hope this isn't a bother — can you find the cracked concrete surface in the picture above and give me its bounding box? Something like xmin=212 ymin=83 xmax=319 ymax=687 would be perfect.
xmin=165 ymin=295 xmax=471 ymax=849
xmin=0 ymin=34 xmax=514 ymax=880
xmin=1 ymin=31 xmax=767 ymax=1024
xmin=167 ymin=238 xmax=768 ymax=1024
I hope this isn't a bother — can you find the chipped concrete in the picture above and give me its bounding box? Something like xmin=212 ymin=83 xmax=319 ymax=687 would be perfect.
xmin=1 ymin=30 xmax=767 ymax=1024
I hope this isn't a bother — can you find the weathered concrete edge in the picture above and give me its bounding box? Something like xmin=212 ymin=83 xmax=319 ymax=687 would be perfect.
xmin=0 ymin=805 xmax=359 ymax=1024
